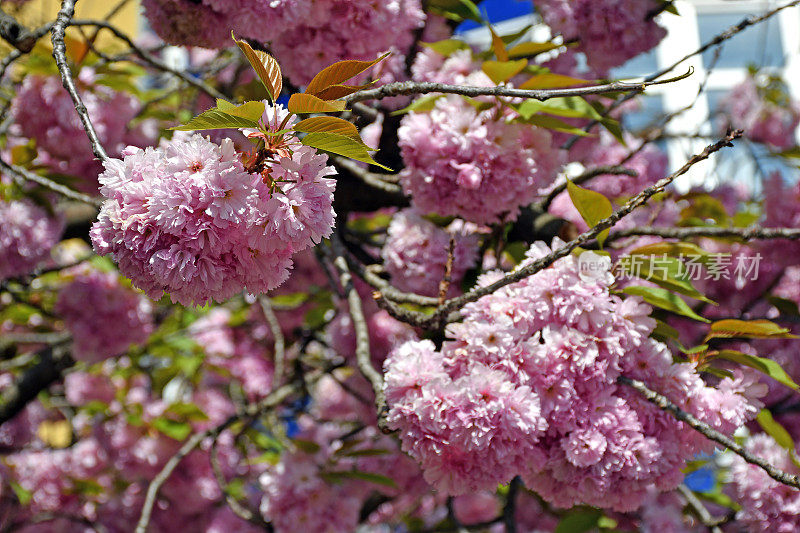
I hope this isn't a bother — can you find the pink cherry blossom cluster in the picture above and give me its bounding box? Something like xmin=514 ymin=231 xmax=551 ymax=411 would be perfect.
xmin=189 ymin=307 xmax=276 ymax=400
xmin=11 ymin=73 xmax=148 ymax=191
xmin=0 ymin=196 xmax=64 ymax=281
xmin=719 ymin=75 xmax=800 ymax=150
xmin=142 ymin=0 xmax=424 ymax=85
xmin=259 ymin=416 xmax=425 ymax=532
xmin=90 ymin=104 xmax=336 ymax=306
xmin=266 ymin=0 xmax=425 ymax=85
xmin=55 ymin=265 xmax=154 ymax=363
xmin=399 ymin=95 xmax=563 ymax=224
xmin=728 ymin=433 xmax=800 ymax=532
xmin=384 ymin=240 xmax=763 ymax=510
xmin=381 ymin=209 xmax=480 ymax=297
xmin=534 ymin=0 xmax=667 ymax=73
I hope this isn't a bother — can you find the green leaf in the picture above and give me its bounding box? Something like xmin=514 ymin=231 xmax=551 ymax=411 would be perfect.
xmin=519 ymin=114 xmax=591 ymax=136
xmin=294 ymin=116 xmax=363 ymax=142
xmin=566 ymin=180 xmax=613 ymax=247
xmin=422 ymin=39 xmax=470 ymax=57
xmin=554 ymin=509 xmax=602 ymax=533
xmin=520 ymin=73 xmax=592 ymax=90
xmin=287 ymin=93 xmax=347 ymax=114
xmin=164 ymin=402 xmax=209 ymax=421
xmin=622 ymin=286 xmax=710 ymax=322
xmin=600 ymin=117 xmax=626 ymax=145
xmin=482 ymin=59 xmax=527 ymax=85
xmin=488 ymin=25 xmax=509 ymax=61
xmin=627 ymin=242 xmax=711 ymax=260
xmin=652 ymin=319 xmax=680 ymax=342
xmin=713 ymin=350 xmax=799 ymax=391
xmin=428 ymin=0 xmax=483 ymax=22
xmin=757 ymin=409 xmax=795 ymax=451
xmin=507 ymin=41 xmax=560 ymax=58
xmin=10 ymin=481 xmax=33 ymax=505
xmin=301 ymin=132 xmax=391 ymax=171
xmin=515 ymin=96 xmax=604 ymax=121
xmin=270 ymin=292 xmax=310 ymax=308
xmin=293 ymin=438 xmax=322 ymax=454
xmin=704 ymin=319 xmax=797 ymax=342
xmin=305 ymin=53 xmax=390 ymax=97
xmin=171 ymin=101 xmax=265 ymax=131
xmin=340 ymin=448 xmax=392 ymax=458
xmin=232 ymin=33 xmax=282 ymax=102
xmin=320 ymin=470 xmax=398 ymax=489
xmin=152 ymin=417 xmax=192 ymax=441
xmin=767 ymin=295 xmax=800 ymax=317
xmin=698 ymin=491 xmax=741 ymax=511
xmin=617 ymin=255 xmax=715 ymax=304
xmin=390 ymin=94 xmax=444 ymax=116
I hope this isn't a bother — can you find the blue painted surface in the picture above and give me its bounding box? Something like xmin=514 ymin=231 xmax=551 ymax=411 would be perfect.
xmin=684 ymin=466 xmax=716 ymax=493
xmin=456 ymin=0 xmax=534 ymax=32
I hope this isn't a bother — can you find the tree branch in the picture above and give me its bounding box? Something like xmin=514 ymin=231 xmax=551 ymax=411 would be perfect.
xmin=0 ymin=345 xmax=74 ymax=426
xmin=332 ymin=156 xmax=402 ymax=195
xmin=346 ymin=69 xmax=693 ymax=104
xmin=539 ymin=165 xmax=639 ymax=211
xmin=258 ymin=295 xmax=285 ymax=389
xmin=0 ymin=7 xmax=37 ymax=52
xmin=607 ymin=226 xmax=800 ymax=243
xmin=378 ymin=132 xmax=741 ymax=329
xmin=0 ymin=157 xmax=103 ymax=207
xmin=676 ymin=484 xmax=724 ymax=533
xmin=70 ymin=20 xmax=227 ymax=101
xmin=619 ymin=375 xmax=800 ymax=490
xmin=330 ymin=234 xmax=387 ymax=426
xmin=135 ymin=377 xmax=313 ymax=533
xmin=51 ymin=0 xmax=108 ymax=162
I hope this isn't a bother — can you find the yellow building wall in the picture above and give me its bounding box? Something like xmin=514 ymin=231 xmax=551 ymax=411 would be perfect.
xmin=2 ymin=0 xmax=141 ymax=53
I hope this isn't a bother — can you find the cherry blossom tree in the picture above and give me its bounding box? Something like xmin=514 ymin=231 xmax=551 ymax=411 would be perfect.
xmin=1 ymin=0 xmax=800 ymax=531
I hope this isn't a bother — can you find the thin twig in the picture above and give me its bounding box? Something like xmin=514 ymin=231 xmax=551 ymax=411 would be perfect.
xmin=0 ymin=7 xmax=37 ymax=52
xmin=619 ymin=375 xmax=800 ymax=490
xmin=378 ymin=132 xmax=740 ymax=329
xmin=69 ymin=20 xmax=227 ymax=101
xmin=346 ymin=69 xmax=693 ymax=104
xmin=438 ymin=236 xmax=456 ymax=306
xmin=332 ymin=156 xmax=402 ymax=195
xmin=539 ymin=165 xmax=639 ymax=211
xmin=209 ymin=434 xmax=274 ymax=531
xmin=330 ymin=234 xmax=387 ymax=425
xmin=259 ymin=295 xmax=286 ymax=389
xmin=135 ymin=378 xmax=310 ymax=533
xmin=0 ymin=157 xmax=103 ymax=206
xmin=677 ymin=484 xmax=724 ymax=533
xmin=607 ymin=226 xmax=800 ymax=243
xmin=51 ymin=0 xmax=108 ymax=162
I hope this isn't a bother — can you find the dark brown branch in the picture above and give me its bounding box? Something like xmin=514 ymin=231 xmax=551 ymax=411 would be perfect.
xmin=332 ymin=156 xmax=402 ymax=195
xmin=346 ymin=69 xmax=693 ymax=104
xmin=619 ymin=375 xmax=800 ymax=490
xmin=0 ymin=8 xmax=36 ymax=52
xmin=0 ymin=345 xmax=74 ymax=426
